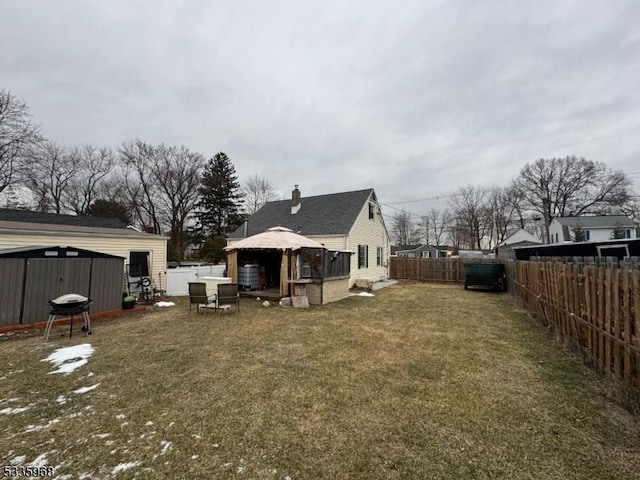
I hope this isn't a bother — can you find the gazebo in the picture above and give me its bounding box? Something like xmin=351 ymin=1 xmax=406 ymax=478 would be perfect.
xmin=224 ymin=226 xmax=325 ymax=297
xmin=224 ymin=226 xmax=351 ymax=304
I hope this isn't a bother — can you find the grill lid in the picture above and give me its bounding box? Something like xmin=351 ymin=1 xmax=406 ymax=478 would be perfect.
xmin=50 ymin=293 xmax=89 ymax=305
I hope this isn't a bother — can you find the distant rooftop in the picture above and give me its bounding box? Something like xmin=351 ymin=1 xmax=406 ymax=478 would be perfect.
xmin=553 ymin=215 xmax=637 ymax=228
xmin=0 ymin=208 xmax=126 ymax=229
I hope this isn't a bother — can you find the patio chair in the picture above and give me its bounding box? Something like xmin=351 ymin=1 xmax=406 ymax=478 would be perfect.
xmin=188 ymin=282 xmax=217 ymax=317
xmin=217 ymin=283 xmax=240 ymax=316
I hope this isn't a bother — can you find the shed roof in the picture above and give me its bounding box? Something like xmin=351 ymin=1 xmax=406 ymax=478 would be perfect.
xmin=498 ymin=229 xmax=542 ymax=247
xmin=229 ymin=189 xmax=375 ymax=238
xmin=0 ymin=245 xmax=125 ymax=259
xmin=225 ymin=226 xmax=325 ymax=251
xmin=0 ymin=219 xmax=168 ymax=239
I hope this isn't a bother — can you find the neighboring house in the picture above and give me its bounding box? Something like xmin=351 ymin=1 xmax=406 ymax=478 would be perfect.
xmin=227 ymin=186 xmax=390 ymax=286
xmin=496 ymin=229 xmax=542 ymax=260
xmin=548 ymin=216 xmax=638 ymax=244
xmin=395 ymin=245 xmax=452 ymax=258
xmin=0 ymin=208 xmax=168 ymax=287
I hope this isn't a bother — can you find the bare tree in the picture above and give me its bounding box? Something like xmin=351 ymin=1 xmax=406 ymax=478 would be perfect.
xmin=243 ymin=174 xmax=279 ymax=214
xmin=420 ymin=208 xmax=451 ymax=246
xmin=0 ymin=90 xmax=42 ymax=194
xmin=449 ymin=185 xmax=489 ymax=250
xmin=25 ymin=141 xmax=79 ymax=213
xmin=118 ymin=139 xmax=161 ymax=233
xmin=485 ymin=186 xmax=525 ymax=248
xmin=150 ymin=144 xmax=205 ymax=260
xmin=514 ymin=156 xmax=632 ymax=243
xmin=391 ymin=210 xmax=419 ymax=246
xmin=63 ymin=145 xmax=116 ymax=215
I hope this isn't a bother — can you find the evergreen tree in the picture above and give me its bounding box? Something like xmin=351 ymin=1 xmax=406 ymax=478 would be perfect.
xmin=197 ymin=152 xmax=244 ymax=237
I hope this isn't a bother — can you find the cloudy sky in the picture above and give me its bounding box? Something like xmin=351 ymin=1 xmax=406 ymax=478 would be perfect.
xmin=1 ymin=0 xmax=639 ymax=219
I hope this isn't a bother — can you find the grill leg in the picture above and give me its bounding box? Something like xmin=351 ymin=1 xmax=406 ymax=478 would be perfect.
xmin=83 ymin=312 xmax=93 ymax=335
xmin=44 ymin=315 xmax=56 ymax=342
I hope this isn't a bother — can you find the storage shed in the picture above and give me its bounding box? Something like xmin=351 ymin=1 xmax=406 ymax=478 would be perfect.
xmin=0 ymin=246 xmax=125 ymax=327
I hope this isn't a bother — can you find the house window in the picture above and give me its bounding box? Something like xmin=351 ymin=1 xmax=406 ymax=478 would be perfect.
xmin=555 ymin=233 xmax=559 ymax=243
xmin=358 ymin=245 xmax=368 ymax=269
xmin=585 ymin=230 xmax=590 ymax=241
xmin=626 ymin=229 xmax=632 ymax=239
xmin=368 ymin=203 xmax=375 ymax=220
xmin=300 ymin=248 xmax=323 ymax=279
xmin=377 ymin=247 xmax=384 ymax=266
xmin=421 ymin=250 xmax=430 ymax=258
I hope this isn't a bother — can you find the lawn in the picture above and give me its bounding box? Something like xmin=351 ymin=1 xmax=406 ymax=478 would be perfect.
xmin=1 ymin=283 xmax=639 ymax=479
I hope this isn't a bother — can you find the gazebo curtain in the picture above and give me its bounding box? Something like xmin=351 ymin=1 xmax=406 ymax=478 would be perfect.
xmin=227 ymin=250 xmax=238 ymax=283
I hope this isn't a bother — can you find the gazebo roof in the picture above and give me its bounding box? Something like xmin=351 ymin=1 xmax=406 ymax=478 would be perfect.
xmin=224 ymin=226 xmax=325 ymax=251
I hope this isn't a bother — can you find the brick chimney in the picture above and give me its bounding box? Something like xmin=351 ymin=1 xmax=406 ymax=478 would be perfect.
xmin=291 ymin=185 xmax=301 ymax=214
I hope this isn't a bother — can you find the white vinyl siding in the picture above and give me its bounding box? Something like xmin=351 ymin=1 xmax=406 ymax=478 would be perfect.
xmin=0 ymin=230 xmax=167 ymax=281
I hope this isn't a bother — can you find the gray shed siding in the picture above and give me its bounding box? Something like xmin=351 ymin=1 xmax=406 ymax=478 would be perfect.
xmin=0 ymin=258 xmax=26 ymax=326
xmin=0 ymin=247 xmax=124 ymax=326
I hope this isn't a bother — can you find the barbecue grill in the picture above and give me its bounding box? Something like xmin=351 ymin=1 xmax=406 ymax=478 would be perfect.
xmin=44 ymin=294 xmax=93 ymax=341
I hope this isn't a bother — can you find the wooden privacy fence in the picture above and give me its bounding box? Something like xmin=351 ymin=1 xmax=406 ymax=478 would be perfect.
xmin=514 ymin=261 xmax=640 ymax=387
xmin=389 ymin=257 xmax=466 ymax=283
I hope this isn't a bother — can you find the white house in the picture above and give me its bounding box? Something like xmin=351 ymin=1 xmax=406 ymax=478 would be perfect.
xmin=548 ymin=216 xmax=638 ymax=244
xmin=228 ymin=186 xmax=390 ymax=286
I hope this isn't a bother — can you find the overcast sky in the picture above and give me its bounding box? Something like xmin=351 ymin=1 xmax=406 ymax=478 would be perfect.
xmin=1 ymin=0 xmax=639 ymax=219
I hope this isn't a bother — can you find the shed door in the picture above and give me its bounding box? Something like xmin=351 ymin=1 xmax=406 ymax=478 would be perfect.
xmin=0 ymin=258 xmax=26 ymax=327
xmin=21 ymin=258 xmax=91 ymax=324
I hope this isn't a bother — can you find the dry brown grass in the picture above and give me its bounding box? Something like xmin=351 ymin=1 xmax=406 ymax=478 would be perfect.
xmin=1 ymin=282 xmax=639 ymax=479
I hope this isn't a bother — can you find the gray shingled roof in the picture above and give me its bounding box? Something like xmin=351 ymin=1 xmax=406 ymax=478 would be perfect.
xmin=0 ymin=208 xmax=126 ymax=229
xmin=229 ymin=189 xmax=375 ymax=238
xmin=553 ymin=215 xmax=637 ymax=228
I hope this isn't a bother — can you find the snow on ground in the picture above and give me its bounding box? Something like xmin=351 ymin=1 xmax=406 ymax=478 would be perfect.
xmin=56 ymin=395 xmax=67 ymax=404
xmin=155 ymin=301 xmax=175 ymax=307
xmin=42 ymin=344 xmax=95 ymax=375
xmin=24 ymin=418 xmax=60 ymax=433
xmin=10 ymin=455 xmax=26 ymax=465
xmin=29 ymin=452 xmax=50 ymax=467
xmin=72 ymin=384 xmax=100 ymax=394
xmin=111 ymin=461 xmax=141 ymax=475
xmin=116 ymin=414 xmax=126 ymax=420
xmin=0 ymin=406 xmax=30 ymax=414
xmin=357 ymin=292 xmax=375 ymax=297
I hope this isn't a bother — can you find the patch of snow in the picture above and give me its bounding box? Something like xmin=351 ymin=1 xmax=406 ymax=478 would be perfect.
xmin=29 ymin=452 xmax=49 ymax=467
xmin=222 ymin=462 xmax=233 ymax=468
xmin=87 ymin=372 xmax=94 ymax=377
xmin=145 ymin=421 xmax=154 ymax=426
xmin=10 ymin=455 xmax=26 ymax=465
xmin=0 ymin=406 xmax=30 ymax=414
xmin=269 ymin=468 xmax=277 ymax=474
xmin=1 ymin=397 xmax=19 ymax=403
xmin=357 ymin=292 xmax=375 ymax=297
xmin=192 ymin=434 xmax=202 ymax=440
xmin=111 ymin=462 xmax=141 ymax=474
xmin=160 ymin=440 xmax=173 ymax=455
xmin=56 ymin=395 xmax=67 ymax=405
xmin=116 ymin=414 xmax=126 ymax=420
xmin=24 ymin=418 xmax=60 ymax=433
xmin=285 ymin=476 xmax=293 ymax=480
xmin=42 ymin=344 xmax=95 ymax=375
xmin=120 ymin=422 xmax=129 ymax=428
xmin=78 ymin=473 xmax=94 ymax=479
xmin=92 ymin=433 xmax=110 ymax=439
xmin=155 ymin=301 xmax=175 ymax=307
xmin=212 ymin=443 xmax=219 ymax=447
xmin=237 ymin=465 xmax=246 ymax=473
xmin=105 ymin=440 xmax=114 ymax=446
xmin=55 ymin=474 xmax=73 ymax=480
xmin=67 ymin=412 xmax=83 ymax=419
xmin=168 ymin=421 xmax=175 ymax=427
xmin=191 ymin=455 xmax=199 ymax=460
xmin=73 ymin=384 xmax=100 ymax=394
